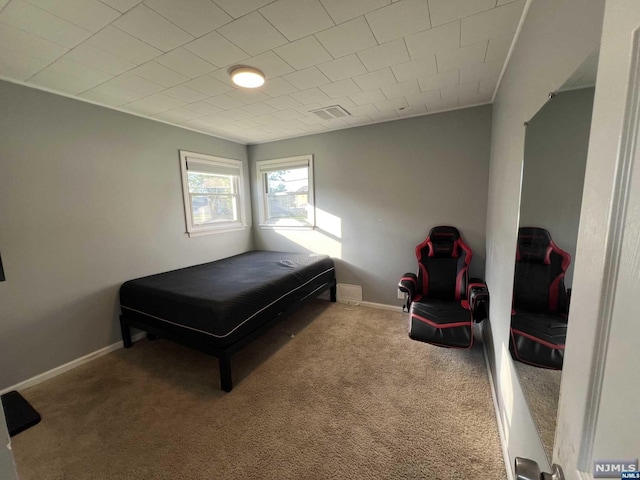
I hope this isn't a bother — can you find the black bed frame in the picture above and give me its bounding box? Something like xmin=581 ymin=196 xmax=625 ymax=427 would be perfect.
xmin=120 ymin=279 xmax=336 ymax=392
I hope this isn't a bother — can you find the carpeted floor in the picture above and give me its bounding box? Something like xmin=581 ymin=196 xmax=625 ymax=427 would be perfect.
xmin=11 ymin=301 xmax=506 ymax=480
xmin=513 ymin=360 xmax=562 ymax=461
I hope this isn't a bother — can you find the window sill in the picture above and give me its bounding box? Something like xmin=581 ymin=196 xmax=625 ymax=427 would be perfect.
xmin=258 ymin=224 xmax=315 ymax=231
xmin=187 ymin=225 xmax=247 ymax=237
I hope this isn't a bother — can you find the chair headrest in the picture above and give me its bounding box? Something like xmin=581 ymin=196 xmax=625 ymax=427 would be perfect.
xmin=427 ymin=226 xmax=460 ymax=258
xmin=517 ymin=227 xmax=553 ymax=264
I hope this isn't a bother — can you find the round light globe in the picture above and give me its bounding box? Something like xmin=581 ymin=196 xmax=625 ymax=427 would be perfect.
xmin=231 ymin=67 xmax=265 ymax=88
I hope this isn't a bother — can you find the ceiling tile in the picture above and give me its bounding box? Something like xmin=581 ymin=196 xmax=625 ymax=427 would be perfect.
xmin=144 ymin=0 xmax=233 ymax=37
xmin=124 ymin=92 xmax=186 ymax=115
xmin=320 ymin=0 xmax=390 ymax=25
xmin=460 ymin=61 xmax=503 ymax=85
xmin=212 ymin=0 xmax=273 ymax=19
xmin=131 ymin=61 xmax=189 ymax=87
xmin=352 ymin=67 xmax=396 ymax=91
xmin=319 ymin=96 xmax=356 ymax=109
xmin=405 ymin=20 xmax=459 ymax=59
xmin=27 ymin=58 xmax=111 ymax=94
xmin=405 ymin=89 xmax=441 ymax=106
xmin=185 ymin=75 xmax=234 ymax=96
xmin=264 ymin=95 xmax=303 ymax=111
xmin=224 ymin=108 xmax=253 ymax=121
xmin=357 ymin=39 xmax=409 ymax=72
xmin=87 ymin=26 xmax=162 ymax=64
xmin=154 ymin=48 xmax=216 ymax=78
xmin=348 ymin=103 xmax=378 ymax=116
xmin=319 ymin=79 xmax=361 ymax=98
xmin=440 ymin=81 xmax=478 ymax=105
xmin=238 ymin=51 xmax=296 ymax=79
xmin=183 ymin=31 xmax=249 ymax=68
xmin=100 ymin=0 xmax=142 ymax=13
xmin=0 ymin=23 xmax=67 ymax=80
xmin=427 ymin=0 xmax=495 ymax=27
xmin=348 ymin=88 xmax=385 ymax=105
xmin=290 ymin=87 xmax=330 ymax=105
xmin=374 ymin=96 xmax=407 ymax=112
xmin=274 ymin=36 xmax=332 ymax=70
xmin=260 ymin=0 xmax=334 ymax=42
xmin=183 ymin=100 xmax=222 ymax=115
xmin=283 ymin=66 xmax=330 ymax=90
xmin=64 ymin=44 xmax=135 ymax=75
xmin=317 ymin=54 xmax=367 ymax=82
xmin=106 ymin=71 xmax=165 ymax=95
xmin=260 ymin=77 xmax=299 ymax=97
xmin=79 ymin=82 xmax=146 ymax=105
xmin=272 ymin=108 xmax=305 ymax=121
xmin=241 ymin=102 xmax=278 ymax=115
xmin=461 ymin=0 xmax=525 ymax=47
xmin=392 ymin=56 xmax=437 ymax=82
xmin=162 ymin=84 xmax=208 ymax=103
xmin=226 ymin=88 xmax=270 ymax=104
xmin=217 ymin=12 xmax=287 ymax=56
xmin=0 ymin=1 xmax=92 ymax=48
xmin=368 ymin=109 xmax=398 ymax=122
xmin=486 ymin=33 xmax=515 ymax=63
xmin=380 ymin=79 xmax=419 ymax=99
xmin=315 ymin=16 xmax=377 ymax=59
xmin=112 ymin=4 xmax=194 ymax=51
xmin=365 ymin=0 xmax=430 ymax=44
xmin=436 ymin=41 xmax=487 ymax=73
xmin=206 ymin=94 xmax=246 ymax=110
xmin=154 ymin=107 xmax=203 ymax=122
xmin=24 ymin=0 xmax=121 ymax=32
xmin=253 ymin=113 xmax=282 ymax=126
xmin=417 ymin=70 xmax=459 ymax=91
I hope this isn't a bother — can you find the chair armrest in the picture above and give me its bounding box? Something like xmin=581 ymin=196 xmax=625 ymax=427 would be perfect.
xmin=399 ymin=273 xmax=417 ymax=309
xmin=468 ymin=278 xmax=489 ymax=323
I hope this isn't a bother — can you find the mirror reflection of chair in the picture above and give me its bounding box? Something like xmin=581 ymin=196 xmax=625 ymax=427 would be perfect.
xmin=398 ymin=226 xmax=488 ymax=349
xmin=510 ymin=227 xmax=571 ymax=370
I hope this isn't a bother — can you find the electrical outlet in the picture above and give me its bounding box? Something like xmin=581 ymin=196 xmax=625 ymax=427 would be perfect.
xmin=397 ymin=289 xmax=404 ymax=299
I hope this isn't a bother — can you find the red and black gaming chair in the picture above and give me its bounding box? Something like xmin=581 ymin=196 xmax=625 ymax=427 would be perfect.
xmin=398 ymin=226 xmax=488 ymax=349
xmin=510 ymin=227 xmax=570 ymax=370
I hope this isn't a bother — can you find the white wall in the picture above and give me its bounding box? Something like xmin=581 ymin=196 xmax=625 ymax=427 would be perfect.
xmin=248 ymin=106 xmax=492 ymax=306
xmin=0 ymin=80 xmax=251 ymax=390
xmin=484 ymin=0 xmax=604 ymax=473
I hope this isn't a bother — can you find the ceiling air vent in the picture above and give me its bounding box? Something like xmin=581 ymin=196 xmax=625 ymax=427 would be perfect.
xmin=310 ymin=105 xmax=351 ymax=120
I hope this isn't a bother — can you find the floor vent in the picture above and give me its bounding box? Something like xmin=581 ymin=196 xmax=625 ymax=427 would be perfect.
xmin=337 ymin=283 xmax=362 ymax=304
xmin=310 ymin=105 xmax=351 ymax=120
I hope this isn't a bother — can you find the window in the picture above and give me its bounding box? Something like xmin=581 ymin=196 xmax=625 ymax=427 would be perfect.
xmin=256 ymin=155 xmax=315 ymax=228
xmin=179 ymin=150 xmax=247 ymax=237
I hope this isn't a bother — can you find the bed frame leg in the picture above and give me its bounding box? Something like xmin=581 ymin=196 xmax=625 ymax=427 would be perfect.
xmin=219 ymin=354 xmax=232 ymax=392
xmin=120 ymin=318 xmax=132 ymax=348
xmin=330 ymin=284 xmax=337 ymax=302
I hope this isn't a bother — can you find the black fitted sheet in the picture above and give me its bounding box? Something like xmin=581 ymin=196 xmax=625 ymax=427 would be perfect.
xmin=119 ymin=251 xmax=335 ymax=348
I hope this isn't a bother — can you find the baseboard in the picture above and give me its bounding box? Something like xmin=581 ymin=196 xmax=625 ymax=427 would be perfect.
xmin=0 ymin=332 xmax=146 ymax=396
xmin=337 ymin=298 xmax=404 ymax=313
xmin=483 ymin=342 xmax=514 ymax=480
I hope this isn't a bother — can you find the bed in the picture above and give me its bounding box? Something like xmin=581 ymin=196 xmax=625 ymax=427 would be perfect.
xmin=119 ymin=250 xmax=336 ymax=392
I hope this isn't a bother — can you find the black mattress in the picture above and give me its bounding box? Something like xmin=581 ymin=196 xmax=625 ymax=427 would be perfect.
xmin=120 ymin=251 xmax=335 ymax=348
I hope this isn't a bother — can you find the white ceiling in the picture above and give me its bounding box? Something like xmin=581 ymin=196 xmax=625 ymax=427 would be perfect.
xmin=0 ymin=0 xmax=526 ymax=144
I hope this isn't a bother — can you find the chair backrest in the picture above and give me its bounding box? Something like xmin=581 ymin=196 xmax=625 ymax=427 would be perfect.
xmin=514 ymin=227 xmax=571 ymax=314
xmin=415 ymin=226 xmax=472 ymax=301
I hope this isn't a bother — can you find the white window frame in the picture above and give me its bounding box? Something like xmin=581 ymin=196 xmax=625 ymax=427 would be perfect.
xmin=256 ymin=154 xmax=315 ymax=229
xmin=179 ymin=150 xmax=248 ymax=237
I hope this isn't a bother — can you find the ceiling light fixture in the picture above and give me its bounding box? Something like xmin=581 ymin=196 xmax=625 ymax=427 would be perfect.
xmin=230 ymin=67 xmax=265 ymax=88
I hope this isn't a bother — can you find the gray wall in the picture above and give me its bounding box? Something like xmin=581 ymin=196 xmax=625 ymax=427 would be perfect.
xmin=0 ymin=80 xmax=251 ymax=390
xmin=248 ymin=106 xmax=491 ymax=306
xmin=520 ymin=87 xmax=595 ymax=287
xmin=484 ymin=0 xmax=604 ymax=473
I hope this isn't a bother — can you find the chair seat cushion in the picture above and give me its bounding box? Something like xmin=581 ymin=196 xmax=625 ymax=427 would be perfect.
xmin=510 ymin=310 xmax=567 ymax=369
xmin=409 ymin=299 xmax=473 ymax=348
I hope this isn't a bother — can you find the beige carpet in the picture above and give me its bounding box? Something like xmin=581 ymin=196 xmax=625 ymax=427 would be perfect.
xmin=513 ymin=361 xmax=562 ymax=461
xmin=11 ymin=301 xmax=506 ymax=480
